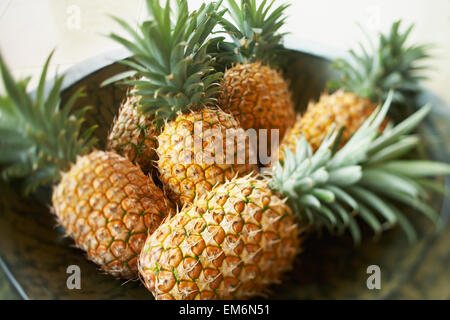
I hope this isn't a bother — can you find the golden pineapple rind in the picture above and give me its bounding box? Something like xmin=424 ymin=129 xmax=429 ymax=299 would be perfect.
xmin=156 ymin=108 xmax=258 ymax=207
xmin=138 ymin=176 xmax=300 ymax=300
xmin=52 ymin=150 xmax=174 ymax=278
xmin=108 ymin=94 xmax=158 ymax=173
xmin=279 ymin=90 xmax=378 ymax=161
xmin=219 ymin=62 xmax=296 ymax=140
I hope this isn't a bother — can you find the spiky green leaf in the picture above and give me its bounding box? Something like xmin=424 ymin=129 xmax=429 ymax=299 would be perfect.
xmin=108 ymin=0 xmax=226 ymax=128
xmin=269 ymin=94 xmax=448 ymax=243
xmin=0 ymin=53 xmax=96 ymax=193
xmin=330 ymin=20 xmax=431 ymax=118
xmin=220 ymin=0 xmax=288 ymax=65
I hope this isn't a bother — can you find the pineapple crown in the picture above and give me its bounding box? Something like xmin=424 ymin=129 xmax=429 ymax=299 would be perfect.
xmin=220 ymin=0 xmax=289 ymax=65
xmin=270 ymin=92 xmax=450 ymax=243
xmin=0 ymin=52 xmax=97 ymax=193
xmin=108 ymin=0 xmax=226 ymax=129
xmin=328 ymin=21 xmax=431 ymax=117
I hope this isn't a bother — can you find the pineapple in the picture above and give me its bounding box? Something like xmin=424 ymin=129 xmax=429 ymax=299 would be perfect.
xmin=0 ymin=53 xmax=175 ymax=278
xmin=139 ymin=93 xmax=450 ymax=299
xmin=279 ymin=21 xmax=430 ymax=161
xmin=139 ymin=175 xmax=301 ymax=299
xmin=282 ymin=91 xmax=382 ymax=154
xmin=218 ymin=0 xmax=296 ymax=156
xmin=109 ymin=0 xmax=257 ymax=207
xmin=157 ymin=108 xmax=257 ymax=207
xmin=107 ymin=91 xmax=158 ymax=174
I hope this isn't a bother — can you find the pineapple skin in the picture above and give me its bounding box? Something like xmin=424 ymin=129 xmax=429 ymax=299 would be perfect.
xmin=219 ymin=62 xmax=296 ymax=142
xmin=139 ymin=176 xmax=300 ymax=300
xmin=107 ymin=94 xmax=158 ymax=174
xmin=279 ymin=90 xmax=378 ymax=160
xmin=52 ymin=150 xmax=174 ymax=278
xmin=157 ymin=108 xmax=258 ymax=207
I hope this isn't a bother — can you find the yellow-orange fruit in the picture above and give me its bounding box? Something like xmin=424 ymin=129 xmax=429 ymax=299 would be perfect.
xmin=156 ymin=108 xmax=258 ymax=207
xmin=139 ymin=176 xmax=301 ymax=299
xmin=108 ymin=94 xmax=158 ymax=174
xmin=52 ymin=150 xmax=174 ymax=278
xmin=219 ymin=62 xmax=296 ymax=145
xmin=279 ymin=90 xmax=382 ymax=161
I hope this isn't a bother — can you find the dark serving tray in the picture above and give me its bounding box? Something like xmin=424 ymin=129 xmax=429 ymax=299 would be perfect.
xmin=0 ymin=47 xmax=449 ymax=300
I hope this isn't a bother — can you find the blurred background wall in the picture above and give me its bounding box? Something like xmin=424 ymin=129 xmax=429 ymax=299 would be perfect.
xmin=0 ymin=0 xmax=449 ymax=104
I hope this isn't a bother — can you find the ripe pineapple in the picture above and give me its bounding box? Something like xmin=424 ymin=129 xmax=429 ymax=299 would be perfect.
xmin=218 ymin=0 xmax=296 ymax=153
xmin=0 ymin=53 xmax=174 ymax=278
xmin=282 ymin=91 xmax=380 ymax=154
xmin=157 ymin=108 xmax=257 ymax=206
xmin=109 ymin=0 xmax=257 ymax=207
xmin=139 ymin=175 xmax=301 ymax=299
xmin=279 ymin=21 xmax=430 ymax=161
xmin=139 ymin=94 xmax=450 ymax=299
xmin=107 ymin=92 xmax=158 ymax=174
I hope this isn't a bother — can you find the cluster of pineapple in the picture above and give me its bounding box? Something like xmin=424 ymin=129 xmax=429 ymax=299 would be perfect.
xmin=0 ymin=0 xmax=449 ymax=300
